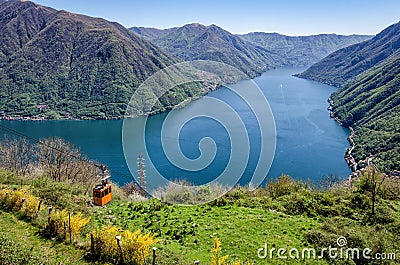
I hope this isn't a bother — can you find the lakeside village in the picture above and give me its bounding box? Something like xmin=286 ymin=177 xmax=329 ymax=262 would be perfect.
xmin=0 ymin=106 xmax=121 ymax=121
xmin=0 ymin=105 xmax=72 ymax=121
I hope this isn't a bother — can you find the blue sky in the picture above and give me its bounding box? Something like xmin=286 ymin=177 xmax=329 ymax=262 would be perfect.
xmin=34 ymin=0 xmax=400 ymax=36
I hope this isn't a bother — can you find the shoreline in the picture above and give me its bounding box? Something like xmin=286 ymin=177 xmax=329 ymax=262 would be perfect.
xmin=328 ymin=98 xmax=364 ymax=181
xmin=328 ymin=98 xmax=357 ymax=170
xmin=0 ymin=66 xmax=283 ymax=122
xmin=3 ymin=69 xmax=362 ymax=183
xmin=296 ymin=77 xmax=358 ymax=179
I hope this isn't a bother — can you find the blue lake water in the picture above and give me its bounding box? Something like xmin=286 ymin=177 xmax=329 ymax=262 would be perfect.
xmin=0 ymin=68 xmax=351 ymax=186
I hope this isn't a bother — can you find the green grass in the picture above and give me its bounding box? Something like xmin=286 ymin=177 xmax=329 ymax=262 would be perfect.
xmin=0 ymin=210 xmax=93 ymax=265
xmin=95 ymin=200 xmax=326 ymax=264
xmin=1 ymin=169 xmax=399 ymax=264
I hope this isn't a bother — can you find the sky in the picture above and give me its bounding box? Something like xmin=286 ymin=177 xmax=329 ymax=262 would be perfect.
xmin=33 ymin=0 xmax=400 ymax=36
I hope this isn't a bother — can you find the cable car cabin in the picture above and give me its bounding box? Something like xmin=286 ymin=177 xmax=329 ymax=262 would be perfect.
xmin=93 ymin=169 xmax=112 ymax=206
xmin=93 ymin=184 xmax=112 ymax=206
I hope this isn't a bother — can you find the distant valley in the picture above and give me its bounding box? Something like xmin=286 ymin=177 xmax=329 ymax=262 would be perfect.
xmin=131 ymin=24 xmax=371 ymax=75
xmin=239 ymin=32 xmax=371 ymax=67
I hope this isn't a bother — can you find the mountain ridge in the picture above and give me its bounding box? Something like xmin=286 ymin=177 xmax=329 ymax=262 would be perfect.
xmin=297 ymin=21 xmax=400 ymax=174
xmin=240 ymin=32 xmax=372 ymax=67
xmin=0 ymin=0 xmax=205 ymax=119
xmin=130 ymin=26 xmax=178 ymax=41
xmin=296 ymin=21 xmax=400 ymax=86
xmin=148 ymin=23 xmax=284 ymax=78
xmin=132 ymin=24 xmax=372 ymax=69
xmin=0 ymin=1 xmax=375 ymax=120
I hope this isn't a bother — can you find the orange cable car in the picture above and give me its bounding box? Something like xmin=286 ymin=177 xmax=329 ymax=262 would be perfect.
xmin=93 ymin=166 xmax=112 ymax=206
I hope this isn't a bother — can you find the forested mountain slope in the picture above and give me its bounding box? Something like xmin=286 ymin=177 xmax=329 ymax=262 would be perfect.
xmin=143 ymin=23 xmax=284 ymax=78
xmin=130 ymin=26 xmax=177 ymax=41
xmin=298 ymin=22 xmax=400 ymax=174
xmin=0 ymin=0 xmax=184 ymax=119
xmin=240 ymin=32 xmax=371 ymax=67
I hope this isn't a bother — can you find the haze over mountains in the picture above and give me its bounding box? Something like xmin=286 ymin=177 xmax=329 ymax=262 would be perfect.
xmin=298 ymin=21 xmax=400 ymax=174
xmin=240 ymin=32 xmax=371 ymax=67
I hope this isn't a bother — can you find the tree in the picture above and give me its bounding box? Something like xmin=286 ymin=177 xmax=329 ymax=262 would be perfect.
xmin=320 ymin=174 xmax=341 ymax=190
xmin=0 ymin=136 xmax=34 ymax=176
xmin=358 ymin=165 xmax=385 ymax=215
xmin=36 ymin=137 xmax=98 ymax=189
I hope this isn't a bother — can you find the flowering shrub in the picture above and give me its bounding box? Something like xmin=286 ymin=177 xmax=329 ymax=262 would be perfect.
xmin=0 ymin=188 xmax=40 ymax=219
xmin=91 ymin=226 xmax=123 ymax=262
xmin=19 ymin=193 xmax=40 ymax=219
xmin=70 ymin=212 xmax=90 ymax=240
xmin=211 ymin=238 xmax=247 ymax=265
xmin=46 ymin=209 xmax=90 ymax=241
xmin=121 ymin=229 xmax=159 ymax=264
xmin=91 ymin=226 xmax=158 ymax=264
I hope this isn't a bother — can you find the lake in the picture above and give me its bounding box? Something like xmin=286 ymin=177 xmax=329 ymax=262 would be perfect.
xmin=0 ymin=68 xmax=351 ymax=187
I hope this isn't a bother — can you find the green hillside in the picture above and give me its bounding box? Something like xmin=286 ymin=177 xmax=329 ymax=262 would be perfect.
xmin=0 ymin=0 xmax=191 ymax=119
xmin=133 ymin=25 xmax=370 ymax=69
xmin=1 ymin=165 xmax=400 ymax=265
xmin=298 ymin=22 xmax=400 ymax=174
xmin=130 ymin=26 xmax=178 ymax=41
xmin=240 ymin=32 xmax=371 ymax=67
xmin=297 ymin=22 xmax=400 ymax=86
xmin=149 ymin=23 xmax=284 ymax=78
xmin=1 ymin=135 xmax=399 ymax=264
xmin=330 ymin=53 xmax=400 ymax=173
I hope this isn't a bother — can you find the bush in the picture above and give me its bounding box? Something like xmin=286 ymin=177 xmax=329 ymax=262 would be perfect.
xmin=91 ymin=226 xmax=121 ymax=263
xmin=154 ymin=181 xmax=228 ymax=205
xmin=350 ymin=193 xmax=370 ymax=211
xmin=364 ymin=202 xmax=395 ymax=225
xmin=265 ymin=174 xmax=302 ymax=199
xmin=280 ymin=192 xmax=312 ymax=216
xmin=307 ymin=217 xmax=398 ymax=264
xmin=91 ymin=226 xmax=158 ymax=264
xmin=19 ymin=193 xmax=40 ymax=219
xmin=0 ymin=168 xmax=24 ymax=186
xmin=30 ymin=177 xmax=92 ymax=211
xmin=0 ymin=187 xmax=40 ymax=219
xmin=0 ymin=188 xmax=24 ymax=210
xmin=45 ymin=209 xmax=90 ymax=241
xmin=381 ymin=177 xmax=400 ymax=200
xmin=70 ymin=212 xmax=91 ymax=241
xmin=46 ymin=209 xmax=68 ymax=239
xmin=121 ymin=229 xmax=159 ymax=264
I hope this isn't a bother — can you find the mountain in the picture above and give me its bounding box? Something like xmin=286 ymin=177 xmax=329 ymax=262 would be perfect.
xmin=140 ymin=23 xmax=284 ymax=78
xmin=133 ymin=25 xmax=371 ymax=70
xmin=239 ymin=32 xmax=372 ymax=67
xmin=0 ymin=0 xmax=201 ymax=119
xmin=297 ymin=23 xmax=400 ymax=86
xmin=298 ymin=22 xmax=400 ymax=174
xmin=130 ymin=26 xmax=177 ymax=41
